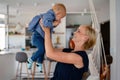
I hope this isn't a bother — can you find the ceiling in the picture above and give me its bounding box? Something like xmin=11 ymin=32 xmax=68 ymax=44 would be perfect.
xmin=0 ymin=0 xmax=109 ymax=26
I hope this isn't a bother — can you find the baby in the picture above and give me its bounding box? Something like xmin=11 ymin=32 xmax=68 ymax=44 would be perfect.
xmin=27 ymin=3 xmax=66 ymax=72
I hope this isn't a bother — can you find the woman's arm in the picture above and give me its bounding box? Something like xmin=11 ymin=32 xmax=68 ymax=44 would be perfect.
xmin=54 ymin=48 xmax=63 ymax=52
xmin=40 ymin=21 xmax=83 ymax=68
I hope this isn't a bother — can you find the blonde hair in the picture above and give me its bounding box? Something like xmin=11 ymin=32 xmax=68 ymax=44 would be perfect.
xmin=52 ymin=3 xmax=66 ymax=15
xmin=83 ymin=25 xmax=96 ymax=50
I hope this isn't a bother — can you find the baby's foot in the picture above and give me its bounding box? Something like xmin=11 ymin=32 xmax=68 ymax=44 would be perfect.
xmin=27 ymin=58 xmax=33 ymax=69
xmin=36 ymin=63 xmax=42 ymax=73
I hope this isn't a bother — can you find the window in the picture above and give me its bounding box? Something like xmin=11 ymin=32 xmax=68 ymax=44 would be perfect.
xmin=0 ymin=14 xmax=6 ymax=50
xmin=0 ymin=24 xmax=6 ymax=50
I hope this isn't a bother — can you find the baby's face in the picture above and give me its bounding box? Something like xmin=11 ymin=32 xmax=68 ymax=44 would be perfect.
xmin=56 ymin=12 xmax=66 ymax=20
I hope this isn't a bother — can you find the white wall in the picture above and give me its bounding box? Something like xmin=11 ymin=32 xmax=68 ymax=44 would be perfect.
xmin=94 ymin=0 xmax=110 ymax=23
xmin=110 ymin=0 xmax=120 ymax=80
xmin=66 ymin=14 xmax=91 ymax=26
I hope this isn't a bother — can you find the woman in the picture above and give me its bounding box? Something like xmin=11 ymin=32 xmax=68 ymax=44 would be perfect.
xmin=40 ymin=21 xmax=96 ymax=80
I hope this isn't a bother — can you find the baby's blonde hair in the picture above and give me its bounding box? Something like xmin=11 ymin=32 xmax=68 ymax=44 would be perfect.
xmin=52 ymin=3 xmax=66 ymax=15
xmin=83 ymin=25 xmax=96 ymax=50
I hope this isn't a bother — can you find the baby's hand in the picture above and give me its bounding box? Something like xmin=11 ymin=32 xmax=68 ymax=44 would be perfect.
xmin=53 ymin=20 xmax=61 ymax=27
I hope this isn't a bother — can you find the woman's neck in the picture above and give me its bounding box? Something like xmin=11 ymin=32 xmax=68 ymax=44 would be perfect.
xmin=73 ymin=42 xmax=85 ymax=51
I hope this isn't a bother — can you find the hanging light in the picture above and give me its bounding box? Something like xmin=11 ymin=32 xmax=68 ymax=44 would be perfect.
xmin=84 ymin=8 xmax=87 ymax=13
xmin=52 ymin=3 xmax=55 ymax=7
xmin=34 ymin=2 xmax=39 ymax=7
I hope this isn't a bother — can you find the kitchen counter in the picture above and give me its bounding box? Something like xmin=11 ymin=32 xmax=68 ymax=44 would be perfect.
xmin=0 ymin=48 xmax=37 ymax=80
xmin=0 ymin=48 xmax=36 ymax=56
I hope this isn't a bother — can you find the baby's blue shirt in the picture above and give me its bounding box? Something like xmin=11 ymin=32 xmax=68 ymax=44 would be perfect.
xmin=28 ymin=9 xmax=55 ymax=38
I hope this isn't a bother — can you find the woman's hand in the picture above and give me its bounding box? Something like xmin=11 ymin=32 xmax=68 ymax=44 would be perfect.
xmin=39 ymin=19 xmax=50 ymax=32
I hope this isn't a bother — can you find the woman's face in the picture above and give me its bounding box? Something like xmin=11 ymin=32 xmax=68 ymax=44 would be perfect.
xmin=72 ymin=26 xmax=88 ymax=43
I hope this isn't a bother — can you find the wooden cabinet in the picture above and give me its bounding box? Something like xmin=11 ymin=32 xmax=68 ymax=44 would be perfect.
xmin=8 ymin=24 xmax=26 ymax=49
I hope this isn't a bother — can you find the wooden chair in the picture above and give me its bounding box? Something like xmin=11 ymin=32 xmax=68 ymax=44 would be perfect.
xmin=15 ymin=52 xmax=29 ymax=80
xmin=31 ymin=60 xmax=48 ymax=80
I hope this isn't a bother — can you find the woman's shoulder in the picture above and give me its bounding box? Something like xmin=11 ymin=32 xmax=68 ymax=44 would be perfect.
xmin=74 ymin=51 xmax=87 ymax=56
xmin=62 ymin=48 xmax=73 ymax=52
xmin=74 ymin=51 xmax=89 ymax=62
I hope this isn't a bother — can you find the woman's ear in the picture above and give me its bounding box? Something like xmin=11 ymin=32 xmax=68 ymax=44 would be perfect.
xmin=69 ymin=39 xmax=75 ymax=49
xmin=83 ymin=36 xmax=89 ymax=42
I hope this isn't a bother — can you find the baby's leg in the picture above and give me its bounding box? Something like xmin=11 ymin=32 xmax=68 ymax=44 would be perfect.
xmin=31 ymin=34 xmax=45 ymax=62
xmin=31 ymin=33 xmax=45 ymax=72
xmin=31 ymin=44 xmax=45 ymax=72
xmin=28 ymin=31 xmax=45 ymax=70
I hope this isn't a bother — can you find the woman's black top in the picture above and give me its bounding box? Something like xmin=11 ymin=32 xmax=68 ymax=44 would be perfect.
xmin=51 ymin=48 xmax=89 ymax=80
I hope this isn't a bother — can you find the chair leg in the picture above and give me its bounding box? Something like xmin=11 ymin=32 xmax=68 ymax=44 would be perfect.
xmin=47 ymin=60 xmax=52 ymax=76
xmin=32 ymin=62 xmax=36 ymax=80
xmin=43 ymin=61 xmax=48 ymax=80
xmin=31 ymin=61 xmax=48 ymax=80
xmin=16 ymin=62 xmax=20 ymax=79
xmin=20 ymin=63 xmax=22 ymax=80
xmin=26 ymin=62 xmax=30 ymax=80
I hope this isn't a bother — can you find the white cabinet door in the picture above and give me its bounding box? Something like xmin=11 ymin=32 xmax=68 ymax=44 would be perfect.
xmin=52 ymin=17 xmax=66 ymax=48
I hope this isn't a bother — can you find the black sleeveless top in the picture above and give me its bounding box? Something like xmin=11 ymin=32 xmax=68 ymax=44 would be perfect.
xmin=51 ymin=48 xmax=89 ymax=80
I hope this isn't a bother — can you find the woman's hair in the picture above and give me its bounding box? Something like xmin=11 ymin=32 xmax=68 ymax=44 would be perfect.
xmin=83 ymin=25 xmax=96 ymax=50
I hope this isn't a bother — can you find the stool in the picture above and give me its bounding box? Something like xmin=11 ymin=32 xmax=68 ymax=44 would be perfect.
xmin=47 ymin=58 xmax=56 ymax=77
xmin=31 ymin=60 xmax=48 ymax=80
xmin=15 ymin=52 xmax=29 ymax=80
